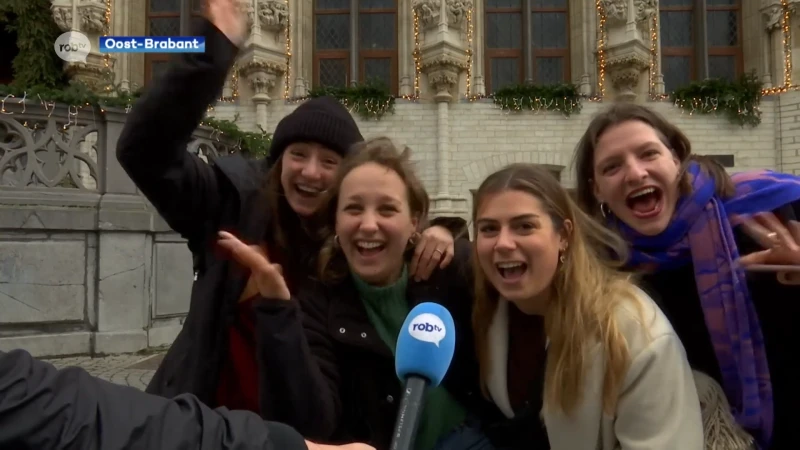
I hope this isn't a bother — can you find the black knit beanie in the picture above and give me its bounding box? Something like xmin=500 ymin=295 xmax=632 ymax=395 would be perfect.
xmin=267 ymin=96 xmax=364 ymax=167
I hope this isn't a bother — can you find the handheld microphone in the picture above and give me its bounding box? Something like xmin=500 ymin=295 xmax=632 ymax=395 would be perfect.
xmin=389 ymin=302 xmax=457 ymax=450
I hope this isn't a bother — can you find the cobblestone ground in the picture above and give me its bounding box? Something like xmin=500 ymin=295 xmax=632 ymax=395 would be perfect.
xmin=42 ymin=352 xmax=166 ymax=391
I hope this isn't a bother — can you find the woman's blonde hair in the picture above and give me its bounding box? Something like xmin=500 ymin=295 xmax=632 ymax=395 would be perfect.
xmin=315 ymin=137 xmax=430 ymax=284
xmin=472 ymin=163 xmax=643 ymax=416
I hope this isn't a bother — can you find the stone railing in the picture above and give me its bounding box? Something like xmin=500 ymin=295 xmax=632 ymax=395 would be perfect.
xmin=0 ymin=102 xmax=240 ymax=357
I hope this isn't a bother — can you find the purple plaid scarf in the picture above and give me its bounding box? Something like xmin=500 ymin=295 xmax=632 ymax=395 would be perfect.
xmin=612 ymin=161 xmax=800 ymax=448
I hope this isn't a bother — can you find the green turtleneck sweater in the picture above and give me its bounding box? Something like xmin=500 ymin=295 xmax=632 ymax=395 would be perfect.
xmin=352 ymin=266 xmax=467 ymax=450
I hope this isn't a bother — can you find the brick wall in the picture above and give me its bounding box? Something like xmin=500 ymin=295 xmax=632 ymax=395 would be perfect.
xmin=210 ymin=98 xmax=780 ymax=213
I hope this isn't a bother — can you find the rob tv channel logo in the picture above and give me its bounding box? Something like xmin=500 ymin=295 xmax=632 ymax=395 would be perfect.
xmin=99 ymin=36 xmax=205 ymax=53
xmin=408 ymin=313 xmax=447 ymax=347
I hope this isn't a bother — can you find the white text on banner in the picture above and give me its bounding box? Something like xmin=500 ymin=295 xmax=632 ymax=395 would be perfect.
xmin=99 ymin=36 xmax=205 ymax=53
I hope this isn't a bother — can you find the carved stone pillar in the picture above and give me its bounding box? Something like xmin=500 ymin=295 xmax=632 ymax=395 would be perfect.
xmin=240 ymin=61 xmax=283 ymax=130
xmin=761 ymin=0 xmax=800 ymax=87
xmin=414 ymin=0 xmax=469 ymax=219
xmin=600 ymin=0 xmax=655 ymax=101
xmin=51 ymin=0 xmax=117 ymax=90
xmin=237 ymin=0 xmax=289 ymax=121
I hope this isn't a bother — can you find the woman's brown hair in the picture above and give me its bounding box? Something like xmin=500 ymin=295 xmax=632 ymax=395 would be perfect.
xmin=316 ymin=137 xmax=430 ymax=284
xmin=472 ymin=163 xmax=645 ymax=416
xmin=572 ymin=102 xmax=734 ymax=219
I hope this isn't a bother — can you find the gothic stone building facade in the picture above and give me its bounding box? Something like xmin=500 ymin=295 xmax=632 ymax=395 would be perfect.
xmin=1 ymin=0 xmax=797 ymax=356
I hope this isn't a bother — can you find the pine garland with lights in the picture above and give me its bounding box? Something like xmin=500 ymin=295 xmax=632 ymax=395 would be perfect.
xmin=199 ymin=114 xmax=272 ymax=159
xmin=307 ymin=82 xmax=395 ymax=120
xmin=670 ymin=72 xmax=763 ymax=127
xmin=491 ymin=83 xmax=582 ymax=116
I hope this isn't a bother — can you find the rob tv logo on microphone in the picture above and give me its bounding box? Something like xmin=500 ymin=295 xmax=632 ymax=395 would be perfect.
xmin=408 ymin=313 xmax=447 ymax=347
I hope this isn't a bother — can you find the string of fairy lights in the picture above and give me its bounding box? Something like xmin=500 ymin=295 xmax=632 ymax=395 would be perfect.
xmin=8 ymin=0 xmax=800 ymax=129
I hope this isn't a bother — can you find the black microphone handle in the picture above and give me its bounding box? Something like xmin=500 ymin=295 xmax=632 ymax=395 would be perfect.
xmin=389 ymin=376 xmax=429 ymax=450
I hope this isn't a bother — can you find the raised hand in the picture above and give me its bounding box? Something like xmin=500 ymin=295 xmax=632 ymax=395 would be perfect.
xmin=205 ymin=0 xmax=248 ymax=46
xmin=217 ymin=231 xmax=291 ymax=300
xmin=739 ymin=212 xmax=800 ymax=267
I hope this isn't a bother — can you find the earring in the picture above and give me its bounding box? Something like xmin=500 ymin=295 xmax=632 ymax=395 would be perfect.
xmin=333 ymin=235 xmax=340 ymax=248
xmin=559 ymin=253 xmax=565 ymax=264
xmin=599 ymin=202 xmax=610 ymax=218
xmin=406 ymin=232 xmax=421 ymax=250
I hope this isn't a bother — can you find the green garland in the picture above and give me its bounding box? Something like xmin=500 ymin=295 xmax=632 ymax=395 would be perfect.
xmin=670 ymin=71 xmax=763 ymax=127
xmin=0 ymin=82 xmax=272 ymax=158
xmin=199 ymin=115 xmax=272 ymax=159
xmin=491 ymin=83 xmax=582 ymax=116
xmin=308 ymin=81 xmax=395 ymax=120
xmin=0 ymin=0 xmax=67 ymax=88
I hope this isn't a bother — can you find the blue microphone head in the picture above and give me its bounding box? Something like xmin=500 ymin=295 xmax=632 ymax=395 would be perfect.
xmin=395 ymin=302 xmax=456 ymax=387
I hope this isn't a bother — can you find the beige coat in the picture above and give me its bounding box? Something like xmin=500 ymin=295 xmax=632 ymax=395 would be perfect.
xmin=485 ymin=288 xmax=704 ymax=450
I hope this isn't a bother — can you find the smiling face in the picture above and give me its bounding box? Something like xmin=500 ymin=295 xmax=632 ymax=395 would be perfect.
xmin=280 ymin=142 xmax=343 ymax=217
xmin=591 ymin=120 xmax=681 ymax=236
xmin=475 ymin=189 xmax=569 ymax=314
xmin=335 ymin=162 xmax=419 ymax=285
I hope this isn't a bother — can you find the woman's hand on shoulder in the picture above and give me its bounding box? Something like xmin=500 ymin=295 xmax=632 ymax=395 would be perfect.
xmin=217 ymin=231 xmax=291 ymax=300
xmin=409 ymin=225 xmax=456 ymax=281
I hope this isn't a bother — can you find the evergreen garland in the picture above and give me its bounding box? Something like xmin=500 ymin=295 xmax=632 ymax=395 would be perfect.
xmin=0 ymin=0 xmax=67 ymax=88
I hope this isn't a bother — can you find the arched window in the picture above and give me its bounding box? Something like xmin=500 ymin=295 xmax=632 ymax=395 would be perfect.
xmin=660 ymin=0 xmax=742 ymax=93
xmin=313 ymin=0 xmax=398 ymax=93
xmin=484 ymin=0 xmax=569 ymax=93
xmin=144 ymin=0 xmax=202 ymax=85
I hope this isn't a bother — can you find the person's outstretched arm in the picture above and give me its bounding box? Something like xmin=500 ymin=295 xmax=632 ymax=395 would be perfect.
xmin=0 ymin=349 xmax=310 ymax=450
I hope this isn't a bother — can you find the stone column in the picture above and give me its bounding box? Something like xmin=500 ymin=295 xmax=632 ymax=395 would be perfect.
xmin=51 ymin=0 xmax=117 ymax=90
xmin=415 ymin=0 xmax=469 ymax=218
xmin=599 ymin=0 xmax=655 ymax=102
xmin=237 ymin=0 xmax=289 ymax=117
xmin=761 ymin=0 xmax=783 ymax=88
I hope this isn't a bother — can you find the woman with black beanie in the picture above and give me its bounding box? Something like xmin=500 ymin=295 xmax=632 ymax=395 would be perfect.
xmin=115 ymin=0 xmax=459 ymax=441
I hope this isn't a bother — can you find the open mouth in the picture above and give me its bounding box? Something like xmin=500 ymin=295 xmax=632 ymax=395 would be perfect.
xmin=625 ymin=186 xmax=663 ymax=219
xmin=496 ymin=261 xmax=527 ymax=281
xmin=355 ymin=240 xmax=385 ymax=257
xmin=295 ymin=184 xmax=323 ymax=199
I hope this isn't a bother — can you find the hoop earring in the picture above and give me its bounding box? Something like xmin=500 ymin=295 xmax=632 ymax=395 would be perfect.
xmin=333 ymin=235 xmax=340 ymax=248
xmin=406 ymin=232 xmax=421 ymax=249
xmin=599 ymin=202 xmax=610 ymax=218
xmin=559 ymin=253 xmax=565 ymax=264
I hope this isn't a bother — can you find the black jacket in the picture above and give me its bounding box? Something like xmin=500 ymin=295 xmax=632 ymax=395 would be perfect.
xmin=260 ymin=238 xmax=494 ymax=449
xmin=636 ymin=201 xmax=800 ymax=450
xmin=0 ymin=349 xmax=309 ymax=450
xmin=115 ymin=17 xmax=333 ymax=439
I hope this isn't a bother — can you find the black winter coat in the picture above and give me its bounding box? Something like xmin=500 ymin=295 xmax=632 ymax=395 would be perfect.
xmin=116 ymin=17 xmax=335 ymax=439
xmin=0 ymin=349 xmax=309 ymax=450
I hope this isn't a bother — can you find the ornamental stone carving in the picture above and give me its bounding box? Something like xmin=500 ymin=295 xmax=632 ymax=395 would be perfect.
xmin=635 ymin=0 xmax=657 ymax=23
xmin=421 ymin=53 xmax=468 ymax=100
xmin=77 ymin=0 xmax=106 ymax=34
xmin=412 ymin=0 xmax=442 ymax=28
xmin=601 ymin=0 xmax=627 ymax=24
xmin=240 ymin=59 xmax=285 ymax=99
xmin=259 ymin=0 xmax=289 ymax=33
xmin=445 ymin=0 xmax=471 ymax=27
xmin=607 ymin=54 xmax=649 ymax=101
xmin=761 ymin=0 xmax=798 ymax=31
xmin=51 ymin=5 xmax=72 ymax=32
